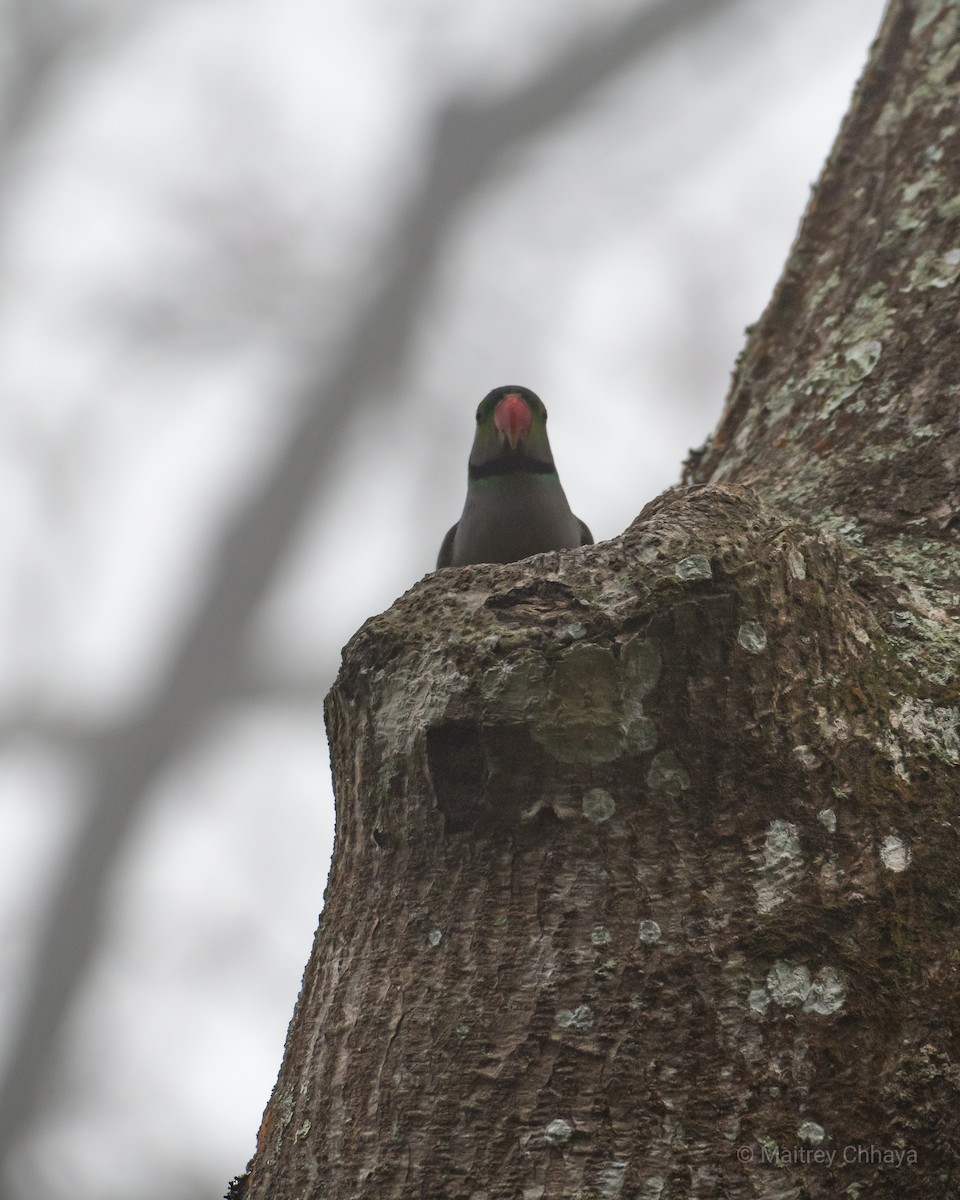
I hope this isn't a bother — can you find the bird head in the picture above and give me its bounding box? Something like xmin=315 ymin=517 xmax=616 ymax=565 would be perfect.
xmin=469 ymin=386 xmax=553 ymax=473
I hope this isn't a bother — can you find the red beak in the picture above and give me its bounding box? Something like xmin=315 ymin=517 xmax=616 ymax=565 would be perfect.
xmin=493 ymin=393 xmax=532 ymax=451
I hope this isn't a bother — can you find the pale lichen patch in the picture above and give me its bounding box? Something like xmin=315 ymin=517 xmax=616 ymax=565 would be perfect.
xmin=646 ymin=750 xmax=690 ymax=797
xmin=594 ymin=572 xmax=649 ymax=618
xmin=803 ymin=967 xmax=846 ymax=1015
xmin=905 ymin=246 xmax=960 ymax=291
xmin=526 ymin=636 xmax=670 ymax=763
xmin=543 ymin=1118 xmax=573 ymax=1146
xmin=818 ymin=808 xmax=837 ymax=833
xmin=767 ymin=961 xmax=813 ymax=1007
xmin=555 ymin=1005 xmax=594 ymax=1030
xmin=816 ymin=706 xmax=850 ymax=744
xmin=481 ymin=658 xmax=549 ymax=717
xmin=376 ymin=658 xmax=467 ymax=781
xmin=793 ymin=744 xmax=821 ymax=770
xmin=748 ymin=988 xmax=770 ymax=1015
xmin=764 ymin=820 xmax=801 ymax=868
xmin=889 ymin=696 xmax=960 ymax=764
xmin=738 ymin=621 xmax=768 ymax=654
xmin=788 ymin=549 xmax=807 ymax=580
xmin=846 ymin=338 xmax=882 ymax=378
xmin=836 ymin=519 xmax=864 ymax=546
xmin=624 ymin=711 xmax=658 ymax=752
xmin=797 ymin=1120 xmax=825 ymax=1145
xmin=930 ymin=34 xmax=960 ymax=86
xmin=582 ymin=788 xmax=616 ymax=823
xmin=675 ymin=554 xmax=712 ymax=581
xmin=938 ymin=192 xmax=960 ymax=221
xmin=756 ymin=820 xmax=804 ymax=914
xmin=598 ymin=1161 xmax=628 ymax=1197
xmin=638 ymin=919 xmax=662 ymax=945
xmin=876 ymin=730 xmax=911 ymax=781
xmin=766 ymin=961 xmax=847 ymax=1015
xmin=879 ymin=835 xmax=912 ymax=872
xmin=620 ymin=636 xmax=662 ymax=697
xmin=556 ymin=621 xmax=587 ymax=642
xmin=374 ymin=657 xmax=465 ymax=758
xmin=619 ymin=636 xmax=661 ymax=750
xmin=533 ymin=643 xmax=623 ymax=762
xmin=913 ymin=0 xmax=950 ymax=35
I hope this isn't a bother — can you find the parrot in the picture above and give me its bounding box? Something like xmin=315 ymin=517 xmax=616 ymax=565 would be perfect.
xmin=437 ymin=385 xmax=593 ymax=568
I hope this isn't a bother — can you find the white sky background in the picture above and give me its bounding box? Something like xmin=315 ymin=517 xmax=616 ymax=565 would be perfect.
xmin=0 ymin=1 xmax=886 ymax=1197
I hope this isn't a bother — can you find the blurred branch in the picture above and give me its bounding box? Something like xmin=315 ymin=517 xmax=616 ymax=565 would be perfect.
xmin=0 ymin=0 xmax=150 ymax=155
xmin=0 ymin=0 xmax=87 ymax=148
xmin=0 ymin=716 xmax=101 ymax=753
xmin=230 ymin=667 xmax=332 ymax=710
xmin=0 ymin=670 xmax=331 ymax=749
xmin=0 ymin=0 xmax=747 ymax=1179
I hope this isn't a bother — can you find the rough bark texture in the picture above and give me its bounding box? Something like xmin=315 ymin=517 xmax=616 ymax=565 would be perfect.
xmin=232 ymin=2 xmax=960 ymax=1196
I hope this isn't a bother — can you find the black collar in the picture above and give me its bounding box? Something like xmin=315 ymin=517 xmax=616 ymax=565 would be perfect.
xmin=469 ymin=456 xmax=557 ymax=480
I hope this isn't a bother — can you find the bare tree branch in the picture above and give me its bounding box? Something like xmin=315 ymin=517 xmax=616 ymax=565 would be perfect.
xmin=0 ymin=0 xmax=151 ymax=155
xmin=0 ymin=0 xmax=748 ymax=1180
xmin=0 ymin=672 xmax=331 ymax=749
xmin=0 ymin=717 xmax=101 ymax=749
xmin=0 ymin=0 xmax=86 ymax=148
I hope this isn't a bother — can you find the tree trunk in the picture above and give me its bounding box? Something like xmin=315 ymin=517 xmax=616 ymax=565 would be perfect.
xmin=232 ymin=3 xmax=960 ymax=1196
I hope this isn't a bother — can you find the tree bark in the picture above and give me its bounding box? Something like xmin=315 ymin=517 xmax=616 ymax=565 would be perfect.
xmin=232 ymin=2 xmax=960 ymax=1196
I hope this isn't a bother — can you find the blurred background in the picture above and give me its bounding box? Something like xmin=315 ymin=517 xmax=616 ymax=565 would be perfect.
xmin=0 ymin=1 xmax=885 ymax=1196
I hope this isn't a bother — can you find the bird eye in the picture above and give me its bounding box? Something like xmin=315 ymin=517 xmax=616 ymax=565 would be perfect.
xmin=476 ymin=407 xmax=482 ymax=422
